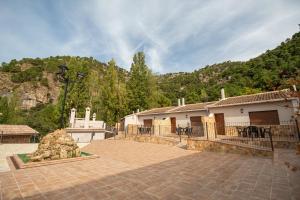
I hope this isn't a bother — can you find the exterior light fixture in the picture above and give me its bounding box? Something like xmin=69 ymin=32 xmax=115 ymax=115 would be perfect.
xmin=240 ymin=108 xmax=244 ymax=113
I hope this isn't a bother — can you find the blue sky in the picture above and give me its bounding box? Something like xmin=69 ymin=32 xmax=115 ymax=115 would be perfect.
xmin=0 ymin=0 xmax=299 ymax=73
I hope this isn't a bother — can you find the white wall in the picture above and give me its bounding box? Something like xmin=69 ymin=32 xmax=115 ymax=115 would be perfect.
xmin=124 ymin=114 xmax=139 ymax=127
xmin=70 ymin=133 xmax=91 ymax=143
xmin=69 ymin=132 xmax=105 ymax=143
xmin=209 ymin=101 xmax=297 ymax=125
xmin=137 ymin=110 xmax=208 ymax=127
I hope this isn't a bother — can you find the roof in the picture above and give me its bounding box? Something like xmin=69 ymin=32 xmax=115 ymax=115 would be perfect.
xmin=66 ymin=128 xmax=106 ymax=133
xmin=209 ymin=90 xmax=297 ymax=108
xmin=0 ymin=125 xmax=39 ymax=135
xmin=137 ymin=106 xmax=175 ymax=116
xmin=137 ymin=101 xmax=215 ymax=116
xmin=171 ymin=102 xmax=216 ymax=113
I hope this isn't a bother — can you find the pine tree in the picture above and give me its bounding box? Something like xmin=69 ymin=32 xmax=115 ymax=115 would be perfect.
xmin=127 ymin=52 xmax=153 ymax=112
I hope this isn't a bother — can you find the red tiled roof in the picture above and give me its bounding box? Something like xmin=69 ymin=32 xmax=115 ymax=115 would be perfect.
xmin=137 ymin=102 xmax=215 ymax=116
xmin=209 ymin=90 xmax=297 ymax=108
xmin=170 ymin=102 xmax=215 ymax=113
xmin=0 ymin=125 xmax=38 ymax=135
xmin=137 ymin=106 xmax=175 ymax=116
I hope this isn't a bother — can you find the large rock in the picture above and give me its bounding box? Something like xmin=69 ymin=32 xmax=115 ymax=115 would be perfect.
xmin=30 ymin=129 xmax=80 ymax=162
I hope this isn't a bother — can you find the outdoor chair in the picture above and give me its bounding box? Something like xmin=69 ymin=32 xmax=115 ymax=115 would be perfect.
xmin=247 ymin=126 xmax=259 ymax=138
xmin=236 ymin=127 xmax=247 ymax=137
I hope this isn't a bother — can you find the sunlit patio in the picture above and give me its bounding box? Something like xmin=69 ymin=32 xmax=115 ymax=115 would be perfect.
xmin=0 ymin=140 xmax=300 ymax=200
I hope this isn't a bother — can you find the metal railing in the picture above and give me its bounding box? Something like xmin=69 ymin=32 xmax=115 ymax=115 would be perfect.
xmin=124 ymin=120 xmax=300 ymax=151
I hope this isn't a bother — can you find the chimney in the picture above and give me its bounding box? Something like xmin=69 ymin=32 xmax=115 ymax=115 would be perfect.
xmin=178 ymin=99 xmax=181 ymax=106
xmin=221 ymin=88 xmax=226 ymax=100
xmin=69 ymin=108 xmax=76 ymax=128
xmin=181 ymin=98 xmax=185 ymax=106
xmin=293 ymin=85 xmax=297 ymax=92
xmin=84 ymin=107 xmax=91 ymax=128
xmin=137 ymin=109 xmax=140 ymax=113
xmin=92 ymin=113 xmax=96 ymax=122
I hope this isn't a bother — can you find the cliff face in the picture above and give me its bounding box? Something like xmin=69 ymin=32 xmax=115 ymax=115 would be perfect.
xmin=0 ymin=64 xmax=61 ymax=109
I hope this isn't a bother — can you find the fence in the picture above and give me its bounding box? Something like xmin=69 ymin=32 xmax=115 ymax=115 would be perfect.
xmin=125 ymin=120 xmax=300 ymax=151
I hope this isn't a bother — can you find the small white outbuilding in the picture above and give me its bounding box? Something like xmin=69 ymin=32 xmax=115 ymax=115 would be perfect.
xmin=66 ymin=107 xmax=107 ymax=143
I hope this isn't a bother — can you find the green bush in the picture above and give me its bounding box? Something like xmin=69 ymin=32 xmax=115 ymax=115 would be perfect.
xmin=11 ymin=67 xmax=43 ymax=83
xmin=41 ymin=78 xmax=49 ymax=87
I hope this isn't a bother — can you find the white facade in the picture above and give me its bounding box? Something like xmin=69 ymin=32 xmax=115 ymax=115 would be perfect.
xmin=124 ymin=114 xmax=139 ymax=127
xmin=122 ymin=89 xmax=299 ymax=131
xmin=209 ymin=100 xmax=298 ymax=125
xmin=69 ymin=107 xmax=106 ymax=129
xmin=67 ymin=107 xmax=107 ymax=143
xmin=137 ymin=110 xmax=208 ymax=127
xmin=69 ymin=132 xmax=105 ymax=143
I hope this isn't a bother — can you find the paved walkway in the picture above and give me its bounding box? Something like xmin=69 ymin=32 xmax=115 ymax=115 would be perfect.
xmin=0 ymin=140 xmax=300 ymax=200
xmin=0 ymin=144 xmax=38 ymax=172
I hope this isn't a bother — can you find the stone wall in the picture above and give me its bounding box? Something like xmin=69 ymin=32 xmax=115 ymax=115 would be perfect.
xmin=126 ymin=124 xmax=138 ymax=135
xmin=123 ymin=135 xmax=179 ymax=146
xmin=187 ymin=138 xmax=273 ymax=157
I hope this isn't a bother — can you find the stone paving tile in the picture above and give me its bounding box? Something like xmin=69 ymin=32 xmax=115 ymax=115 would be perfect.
xmin=0 ymin=140 xmax=300 ymax=200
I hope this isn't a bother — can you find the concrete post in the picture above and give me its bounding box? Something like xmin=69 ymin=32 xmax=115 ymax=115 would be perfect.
xmin=92 ymin=113 xmax=96 ymax=122
xmin=221 ymin=88 xmax=226 ymax=100
xmin=84 ymin=107 xmax=91 ymax=128
xmin=70 ymin=108 xmax=76 ymax=128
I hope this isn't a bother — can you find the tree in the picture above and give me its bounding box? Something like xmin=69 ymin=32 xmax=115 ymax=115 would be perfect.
xmin=0 ymin=97 xmax=9 ymax=123
xmin=127 ymin=52 xmax=154 ymax=111
xmin=62 ymin=58 xmax=90 ymax=121
xmin=101 ymin=59 xmax=127 ymax=125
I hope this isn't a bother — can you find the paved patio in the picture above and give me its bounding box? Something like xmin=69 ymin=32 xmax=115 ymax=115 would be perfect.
xmin=0 ymin=140 xmax=300 ymax=200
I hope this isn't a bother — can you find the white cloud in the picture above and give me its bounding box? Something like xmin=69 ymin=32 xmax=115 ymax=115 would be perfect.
xmin=0 ymin=0 xmax=299 ymax=72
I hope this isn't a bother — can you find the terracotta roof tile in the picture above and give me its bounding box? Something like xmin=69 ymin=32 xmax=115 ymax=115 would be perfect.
xmin=0 ymin=125 xmax=38 ymax=135
xmin=137 ymin=101 xmax=215 ymax=116
xmin=209 ymin=90 xmax=296 ymax=107
xmin=137 ymin=106 xmax=175 ymax=115
xmin=170 ymin=102 xmax=216 ymax=112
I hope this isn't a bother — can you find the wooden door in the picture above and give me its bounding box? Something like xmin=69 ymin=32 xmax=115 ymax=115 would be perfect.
xmin=190 ymin=116 xmax=204 ymax=136
xmin=144 ymin=119 xmax=153 ymax=127
xmin=170 ymin=117 xmax=176 ymax=133
xmin=215 ymin=113 xmax=225 ymax=135
xmin=249 ymin=110 xmax=279 ymax=125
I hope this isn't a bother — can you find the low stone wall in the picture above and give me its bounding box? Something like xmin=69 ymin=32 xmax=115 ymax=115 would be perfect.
xmin=126 ymin=124 xmax=138 ymax=135
xmin=123 ymin=135 xmax=179 ymax=146
xmin=187 ymin=138 xmax=273 ymax=157
xmin=266 ymin=140 xmax=297 ymax=149
xmin=224 ymin=124 xmax=299 ymax=138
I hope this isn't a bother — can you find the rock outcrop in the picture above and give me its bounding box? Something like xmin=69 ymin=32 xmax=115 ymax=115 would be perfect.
xmin=30 ymin=129 xmax=80 ymax=162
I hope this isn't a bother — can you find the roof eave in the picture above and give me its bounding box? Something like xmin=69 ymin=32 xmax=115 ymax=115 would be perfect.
xmin=208 ymin=97 xmax=298 ymax=108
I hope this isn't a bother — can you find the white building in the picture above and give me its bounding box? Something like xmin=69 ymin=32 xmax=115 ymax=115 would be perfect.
xmin=122 ymin=89 xmax=299 ymax=135
xmin=208 ymin=89 xmax=299 ymax=135
xmin=66 ymin=107 xmax=107 ymax=143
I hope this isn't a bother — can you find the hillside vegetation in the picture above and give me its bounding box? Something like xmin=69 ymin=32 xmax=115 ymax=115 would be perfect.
xmin=0 ymin=32 xmax=299 ymax=135
xmin=159 ymin=32 xmax=300 ymax=104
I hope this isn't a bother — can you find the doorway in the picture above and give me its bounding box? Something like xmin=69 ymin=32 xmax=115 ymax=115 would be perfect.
xmin=215 ymin=113 xmax=225 ymax=135
xmin=170 ymin=117 xmax=176 ymax=133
